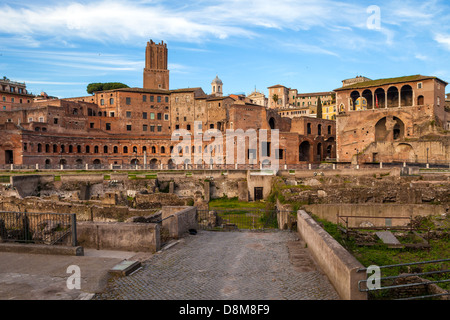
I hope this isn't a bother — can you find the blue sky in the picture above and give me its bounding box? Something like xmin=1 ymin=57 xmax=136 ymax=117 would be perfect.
xmin=0 ymin=0 xmax=449 ymax=98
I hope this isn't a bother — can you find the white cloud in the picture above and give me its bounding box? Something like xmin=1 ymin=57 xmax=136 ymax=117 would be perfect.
xmin=434 ymin=33 xmax=450 ymax=51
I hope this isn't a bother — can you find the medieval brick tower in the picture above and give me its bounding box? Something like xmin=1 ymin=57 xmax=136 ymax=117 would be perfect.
xmin=143 ymin=40 xmax=169 ymax=90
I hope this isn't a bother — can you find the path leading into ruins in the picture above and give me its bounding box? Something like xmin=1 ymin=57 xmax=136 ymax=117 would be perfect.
xmin=93 ymin=230 xmax=339 ymax=300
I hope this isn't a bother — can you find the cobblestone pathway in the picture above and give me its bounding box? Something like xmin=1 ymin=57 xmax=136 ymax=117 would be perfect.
xmin=93 ymin=230 xmax=339 ymax=300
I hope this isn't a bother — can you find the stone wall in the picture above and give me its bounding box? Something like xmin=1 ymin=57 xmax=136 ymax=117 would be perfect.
xmin=77 ymin=221 xmax=160 ymax=252
xmin=304 ymin=203 xmax=447 ymax=228
xmin=296 ymin=210 xmax=367 ymax=300
xmin=161 ymin=206 xmax=198 ymax=239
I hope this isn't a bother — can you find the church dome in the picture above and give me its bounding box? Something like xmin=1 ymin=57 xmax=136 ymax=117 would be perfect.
xmin=211 ymin=75 xmax=223 ymax=85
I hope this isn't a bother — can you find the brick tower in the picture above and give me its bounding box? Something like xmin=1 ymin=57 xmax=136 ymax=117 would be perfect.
xmin=143 ymin=40 xmax=169 ymax=90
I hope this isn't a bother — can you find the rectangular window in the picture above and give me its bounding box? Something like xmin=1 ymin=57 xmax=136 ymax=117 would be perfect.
xmin=90 ymin=123 xmax=94 ymax=128
xmin=150 ymin=125 xmax=155 ymax=132
xmin=157 ymin=96 xmax=161 ymax=103
xmin=126 ymin=97 xmax=131 ymax=105
xmin=143 ymin=95 xmax=147 ymax=102
xmin=127 ymin=124 xmax=132 ymax=131
xmin=143 ymin=112 xmax=147 ymax=119
xmin=165 ymin=96 xmax=169 ymax=103
xmin=39 ymin=117 xmax=44 ymax=123
xmin=157 ymin=125 xmax=162 ymax=132
xmin=28 ymin=117 xmax=33 ymax=122
xmin=187 ymin=124 xmax=191 ymax=130
xmin=106 ymin=123 xmax=111 ymax=130
xmin=109 ymin=112 xmax=115 ymax=117
xmin=157 ymin=113 xmax=162 ymax=120
xmin=54 ymin=118 xmax=58 ymax=124
xmin=109 ymin=98 xmax=114 ymax=105
xmin=164 ymin=113 xmax=169 ymax=121
xmin=126 ymin=111 xmax=132 ymax=118
xmin=143 ymin=124 xmax=148 ymax=131
xmin=150 ymin=95 xmax=154 ymax=102
xmin=100 ymin=99 xmax=104 ymax=105
xmin=150 ymin=113 xmax=155 ymax=120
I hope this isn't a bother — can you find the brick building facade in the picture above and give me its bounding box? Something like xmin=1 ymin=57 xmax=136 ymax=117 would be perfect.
xmin=334 ymin=75 xmax=449 ymax=164
xmin=0 ymin=40 xmax=336 ymax=168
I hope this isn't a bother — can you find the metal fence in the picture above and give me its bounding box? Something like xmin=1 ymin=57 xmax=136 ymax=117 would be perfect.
xmin=0 ymin=211 xmax=77 ymax=246
xmin=198 ymin=208 xmax=278 ymax=231
xmin=358 ymin=259 xmax=450 ymax=300
xmin=0 ymin=160 xmax=448 ymax=171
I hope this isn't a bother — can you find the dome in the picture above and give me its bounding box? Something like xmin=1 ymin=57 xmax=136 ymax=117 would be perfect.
xmin=211 ymin=75 xmax=223 ymax=85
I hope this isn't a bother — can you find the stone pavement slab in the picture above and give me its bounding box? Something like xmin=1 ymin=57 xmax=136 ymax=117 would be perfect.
xmin=0 ymin=249 xmax=149 ymax=300
xmin=94 ymin=230 xmax=340 ymax=300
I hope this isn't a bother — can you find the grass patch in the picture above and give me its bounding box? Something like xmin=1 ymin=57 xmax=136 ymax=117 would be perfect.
xmin=209 ymin=197 xmax=267 ymax=209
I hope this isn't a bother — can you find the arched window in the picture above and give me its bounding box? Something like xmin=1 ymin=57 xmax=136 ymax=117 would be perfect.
xmin=85 ymin=145 xmax=90 ymax=153
xmin=113 ymin=146 xmax=118 ymax=153
xmin=53 ymin=144 xmax=58 ymax=153
xmin=417 ymin=95 xmax=424 ymax=105
xmin=77 ymin=145 xmax=81 ymax=153
xmin=45 ymin=144 xmax=50 ymax=153
xmin=37 ymin=143 xmax=42 ymax=152
xmin=161 ymin=146 xmax=166 ymax=154
xmin=94 ymin=146 xmax=99 ymax=153
xmin=103 ymin=146 xmax=108 ymax=153
xmin=68 ymin=145 xmax=73 ymax=153
xmin=152 ymin=146 xmax=156 ymax=153
xmin=123 ymin=146 xmax=128 ymax=154
xmin=132 ymin=146 xmax=138 ymax=153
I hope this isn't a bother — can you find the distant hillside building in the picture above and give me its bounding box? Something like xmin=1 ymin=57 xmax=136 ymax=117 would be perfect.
xmin=0 ymin=77 xmax=34 ymax=111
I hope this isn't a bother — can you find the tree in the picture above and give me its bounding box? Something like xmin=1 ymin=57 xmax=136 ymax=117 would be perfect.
xmin=317 ymin=97 xmax=323 ymax=119
xmin=86 ymin=82 xmax=129 ymax=94
xmin=272 ymin=94 xmax=279 ymax=107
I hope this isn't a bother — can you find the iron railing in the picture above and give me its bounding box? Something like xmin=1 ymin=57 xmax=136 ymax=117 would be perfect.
xmin=357 ymin=259 xmax=450 ymax=300
xmin=0 ymin=161 xmax=449 ymax=171
xmin=0 ymin=211 xmax=77 ymax=246
xmin=198 ymin=208 xmax=278 ymax=231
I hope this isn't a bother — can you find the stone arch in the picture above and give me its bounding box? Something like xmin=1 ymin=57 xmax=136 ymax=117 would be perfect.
xmin=362 ymin=89 xmax=373 ymax=109
xmin=374 ymin=88 xmax=385 ymax=108
xmin=167 ymin=159 xmax=175 ymax=169
xmin=45 ymin=159 xmax=51 ymax=169
xmin=149 ymin=158 xmax=159 ymax=169
xmin=401 ymin=85 xmax=413 ymax=107
xmin=417 ymin=95 xmax=424 ymax=105
xmin=394 ymin=143 xmax=415 ymax=162
xmin=350 ymin=91 xmax=360 ymax=110
xmin=387 ymin=86 xmax=399 ymax=108
xmin=130 ymin=159 xmax=139 ymax=165
xmin=299 ymin=141 xmax=311 ymax=162
xmin=375 ymin=116 xmax=405 ymax=142
xmin=268 ymin=117 xmax=276 ymax=130
xmin=316 ymin=142 xmax=322 ymax=162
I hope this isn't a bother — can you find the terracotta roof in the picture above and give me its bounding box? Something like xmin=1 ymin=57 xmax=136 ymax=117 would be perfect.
xmin=267 ymin=84 xmax=288 ymax=89
xmin=334 ymin=75 xmax=448 ymax=91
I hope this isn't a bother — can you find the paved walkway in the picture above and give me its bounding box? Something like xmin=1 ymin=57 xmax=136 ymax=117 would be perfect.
xmin=93 ymin=230 xmax=340 ymax=300
xmin=0 ymin=249 xmax=150 ymax=300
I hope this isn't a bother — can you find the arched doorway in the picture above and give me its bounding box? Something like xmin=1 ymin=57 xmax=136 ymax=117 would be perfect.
xmin=45 ymin=159 xmax=51 ymax=169
xmin=362 ymin=89 xmax=373 ymax=109
xmin=149 ymin=158 xmax=159 ymax=169
xmin=387 ymin=87 xmax=399 ymax=108
xmin=350 ymin=91 xmax=360 ymax=110
xmin=417 ymin=95 xmax=424 ymax=105
xmin=375 ymin=117 xmax=405 ymax=142
xmin=316 ymin=143 xmax=322 ymax=162
xmin=401 ymin=85 xmax=413 ymax=107
xmin=299 ymin=141 xmax=311 ymax=162
xmin=167 ymin=159 xmax=175 ymax=169
xmin=374 ymin=88 xmax=385 ymax=108
xmin=268 ymin=117 xmax=276 ymax=130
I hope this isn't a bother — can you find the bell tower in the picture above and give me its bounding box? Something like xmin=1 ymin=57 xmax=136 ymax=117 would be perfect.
xmin=143 ymin=40 xmax=169 ymax=90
